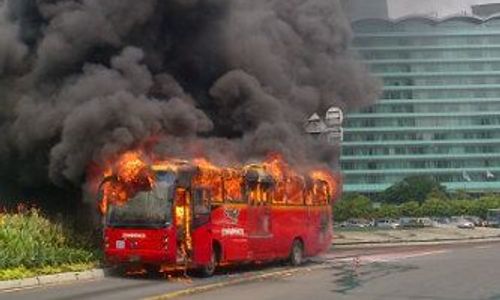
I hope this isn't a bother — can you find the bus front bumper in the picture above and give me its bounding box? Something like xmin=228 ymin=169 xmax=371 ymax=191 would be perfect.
xmin=105 ymin=249 xmax=174 ymax=265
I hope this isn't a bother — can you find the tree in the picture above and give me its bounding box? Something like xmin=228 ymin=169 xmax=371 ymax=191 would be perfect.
xmin=334 ymin=193 xmax=373 ymax=222
xmin=399 ymin=201 xmax=421 ymax=217
xmin=450 ymin=189 xmax=472 ymax=201
xmin=449 ymin=199 xmax=474 ymax=216
xmin=421 ymin=197 xmax=451 ymax=217
xmin=377 ymin=176 xmax=447 ymax=204
xmin=374 ymin=204 xmax=400 ymax=219
xmin=472 ymin=195 xmax=500 ymax=219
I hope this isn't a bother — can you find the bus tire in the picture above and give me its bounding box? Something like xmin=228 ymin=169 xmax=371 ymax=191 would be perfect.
xmin=289 ymin=239 xmax=304 ymax=266
xmin=199 ymin=249 xmax=217 ymax=277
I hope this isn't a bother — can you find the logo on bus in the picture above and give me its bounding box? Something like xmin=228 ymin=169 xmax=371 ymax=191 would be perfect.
xmin=221 ymin=228 xmax=245 ymax=237
xmin=122 ymin=233 xmax=146 ymax=239
xmin=224 ymin=208 xmax=240 ymax=224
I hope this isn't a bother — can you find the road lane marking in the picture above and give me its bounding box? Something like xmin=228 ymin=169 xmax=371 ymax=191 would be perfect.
xmin=332 ymin=250 xmax=448 ymax=264
xmin=474 ymin=245 xmax=492 ymax=249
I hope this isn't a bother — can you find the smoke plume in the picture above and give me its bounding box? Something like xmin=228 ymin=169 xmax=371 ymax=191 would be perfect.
xmin=0 ymin=0 xmax=379 ymax=193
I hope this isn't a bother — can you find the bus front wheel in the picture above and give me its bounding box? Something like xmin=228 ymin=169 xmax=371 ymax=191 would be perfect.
xmin=290 ymin=239 xmax=304 ymax=266
xmin=199 ymin=250 xmax=217 ymax=277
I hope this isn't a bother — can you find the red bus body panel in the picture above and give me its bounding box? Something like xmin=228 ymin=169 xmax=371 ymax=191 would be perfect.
xmin=104 ymin=227 xmax=176 ymax=265
xmin=104 ymin=204 xmax=332 ymax=269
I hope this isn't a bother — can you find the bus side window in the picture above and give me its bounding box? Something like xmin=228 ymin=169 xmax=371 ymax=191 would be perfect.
xmin=223 ymin=169 xmax=244 ymax=203
xmin=247 ymin=183 xmax=272 ymax=206
xmin=193 ymin=188 xmax=210 ymax=227
xmin=286 ymin=176 xmax=305 ymax=206
xmin=314 ymin=182 xmax=328 ymax=206
xmin=263 ymin=184 xmax=273 ymax=206
xmin=272 ymin=182 xmax=286 ymax=205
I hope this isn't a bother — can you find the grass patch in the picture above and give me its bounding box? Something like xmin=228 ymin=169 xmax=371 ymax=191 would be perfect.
xmin=0 ymin=263 xmax=96 ymax=281
xmin=0 ymin=208 xmax=100 ymax=281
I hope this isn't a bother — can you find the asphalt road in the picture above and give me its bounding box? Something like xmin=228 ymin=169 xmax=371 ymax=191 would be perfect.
xmin=2 ymin=242 xmax=500 ymax=300
xmin=184 ymin=243 xmax=500 ymax=300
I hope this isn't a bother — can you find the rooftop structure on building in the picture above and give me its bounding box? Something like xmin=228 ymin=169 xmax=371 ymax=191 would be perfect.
xmin=342 ymin=0 xmax=500 ymax=20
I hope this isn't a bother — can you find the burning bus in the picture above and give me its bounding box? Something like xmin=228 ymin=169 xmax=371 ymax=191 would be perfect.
xmin=97 ymin=151 xmax=339 ymax=277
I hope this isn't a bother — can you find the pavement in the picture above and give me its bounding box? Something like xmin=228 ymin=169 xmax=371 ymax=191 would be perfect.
xmin=2 ymin=240 xmax=500 ymax=300
xmin=334 ymin=226 xmax=500 ymax=245
xmin=0 ymin=269 xmax=108 ymax=292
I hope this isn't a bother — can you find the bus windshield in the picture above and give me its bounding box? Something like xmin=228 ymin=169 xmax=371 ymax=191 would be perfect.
xmin=106 ymin=171 xmax=175 ymax=228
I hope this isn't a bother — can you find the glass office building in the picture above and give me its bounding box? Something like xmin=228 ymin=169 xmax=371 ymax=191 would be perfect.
xmin=342 ymin=16 xmax=500 ymax=193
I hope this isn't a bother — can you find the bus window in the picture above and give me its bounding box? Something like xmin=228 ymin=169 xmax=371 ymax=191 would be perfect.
xmin=247 ymin=182 xmax=272 ymax=206
xmin=313 ymin=181 xmax=328 ymax=206
xmin=194 ymin=169 xmax=223 ymax=204
xmin=272 ymin=182 xmax=286 ymax=205
xmin=286 ymin=176 xmax=305 ymax=206
xmin=193 ymin=188 xmax=210 ymax=227
xmin=305 ymin=180 xmax=329 ymax=206
xmin=223 ymin=170 xmax=244 ymax=203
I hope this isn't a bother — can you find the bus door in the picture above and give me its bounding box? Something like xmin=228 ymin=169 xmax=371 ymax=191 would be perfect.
xmin=173 ymin=187 xmax=192 ymax=264
xmin=191 ymin=188 xmax=212 ymax=265
xmin=247 ymin=182 xmax=273 ymax=257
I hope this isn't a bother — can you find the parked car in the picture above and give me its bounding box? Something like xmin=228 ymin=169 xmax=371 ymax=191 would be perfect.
xmin=399 ymin=217 xmax=422 ymax=228
xmin=341 ymin=218 xmax=370 ymax=228
xmin=433 ymin=217 xmax=451 ymax=225
xmin=457 ymin=219 xmax=475 ymax=229
xmin=375 ymin=218 xmax=400 ymax=229
xmin=398 ymin=217 xmax=434 ymax=228
xmin=463 ymin=216 xmax=484 ymax=227
xmin=417 ymin=217 xmax=434 ymax=227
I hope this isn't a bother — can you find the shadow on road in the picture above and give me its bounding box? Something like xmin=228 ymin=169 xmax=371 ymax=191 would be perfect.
xmin=331 ymin=261 xmax=418 ymax=295
xmin=106 ymin=260 xmax=321 ymax=283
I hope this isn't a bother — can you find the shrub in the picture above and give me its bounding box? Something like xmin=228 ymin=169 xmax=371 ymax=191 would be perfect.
xmin=0 ymin=208 xmax=97 ymax=270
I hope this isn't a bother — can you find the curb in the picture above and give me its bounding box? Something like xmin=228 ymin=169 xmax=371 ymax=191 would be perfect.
xmin=333 ymin=236 xmax=500 ymax=249
xmin=0 ymin=268 xmax=110 ymax=292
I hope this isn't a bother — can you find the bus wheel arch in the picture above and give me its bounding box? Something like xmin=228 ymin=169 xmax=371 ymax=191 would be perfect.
xmin=212 ymin=240 xmax=222 ymax=263
xmin=289 ymin=237 xmax=304 ymax=266
xmin=198 ymin=240 xmax=221 ymax=277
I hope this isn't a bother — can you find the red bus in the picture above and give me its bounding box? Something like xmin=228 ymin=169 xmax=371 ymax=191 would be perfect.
xmin=101 ymin=159 xmax=339 ymax=277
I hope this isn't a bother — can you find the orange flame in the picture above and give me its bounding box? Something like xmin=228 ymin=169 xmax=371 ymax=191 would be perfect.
xmin=310 ymin=169 xmax=337 ymax=196
xmin=94 ymin=149 xmax=338 ymax=214
xmin=99 ymin=151 xmax=154 ymax=214
xmin=223 ymin=168 xmax=243 ymax=203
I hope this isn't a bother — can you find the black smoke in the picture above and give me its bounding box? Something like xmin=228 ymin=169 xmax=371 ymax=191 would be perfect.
xmin=0 ymin=0 xmax=379 ymax=198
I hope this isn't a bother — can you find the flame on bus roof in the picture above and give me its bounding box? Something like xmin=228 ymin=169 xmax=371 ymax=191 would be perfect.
xmin=95 ymin=148 xmax=339 ymax=214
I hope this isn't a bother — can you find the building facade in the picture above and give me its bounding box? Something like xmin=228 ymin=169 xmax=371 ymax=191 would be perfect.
xmin=343 ymin=0 xmax=500 ymax=20
xmin=342 ymin=15 xmax=500 ymax=193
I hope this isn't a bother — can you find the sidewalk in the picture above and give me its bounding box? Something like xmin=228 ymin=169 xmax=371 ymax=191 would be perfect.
xmin=334 ymin=226 xmax=500 ymax=246
xmin=0 ymin=269 xmax=109 ymax=292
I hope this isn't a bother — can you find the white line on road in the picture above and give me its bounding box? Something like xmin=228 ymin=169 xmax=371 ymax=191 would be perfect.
xmin=331 ymin=250 xmax=449 ymax=264
xmin=474 ymin=245 xmax=493 ymax=249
